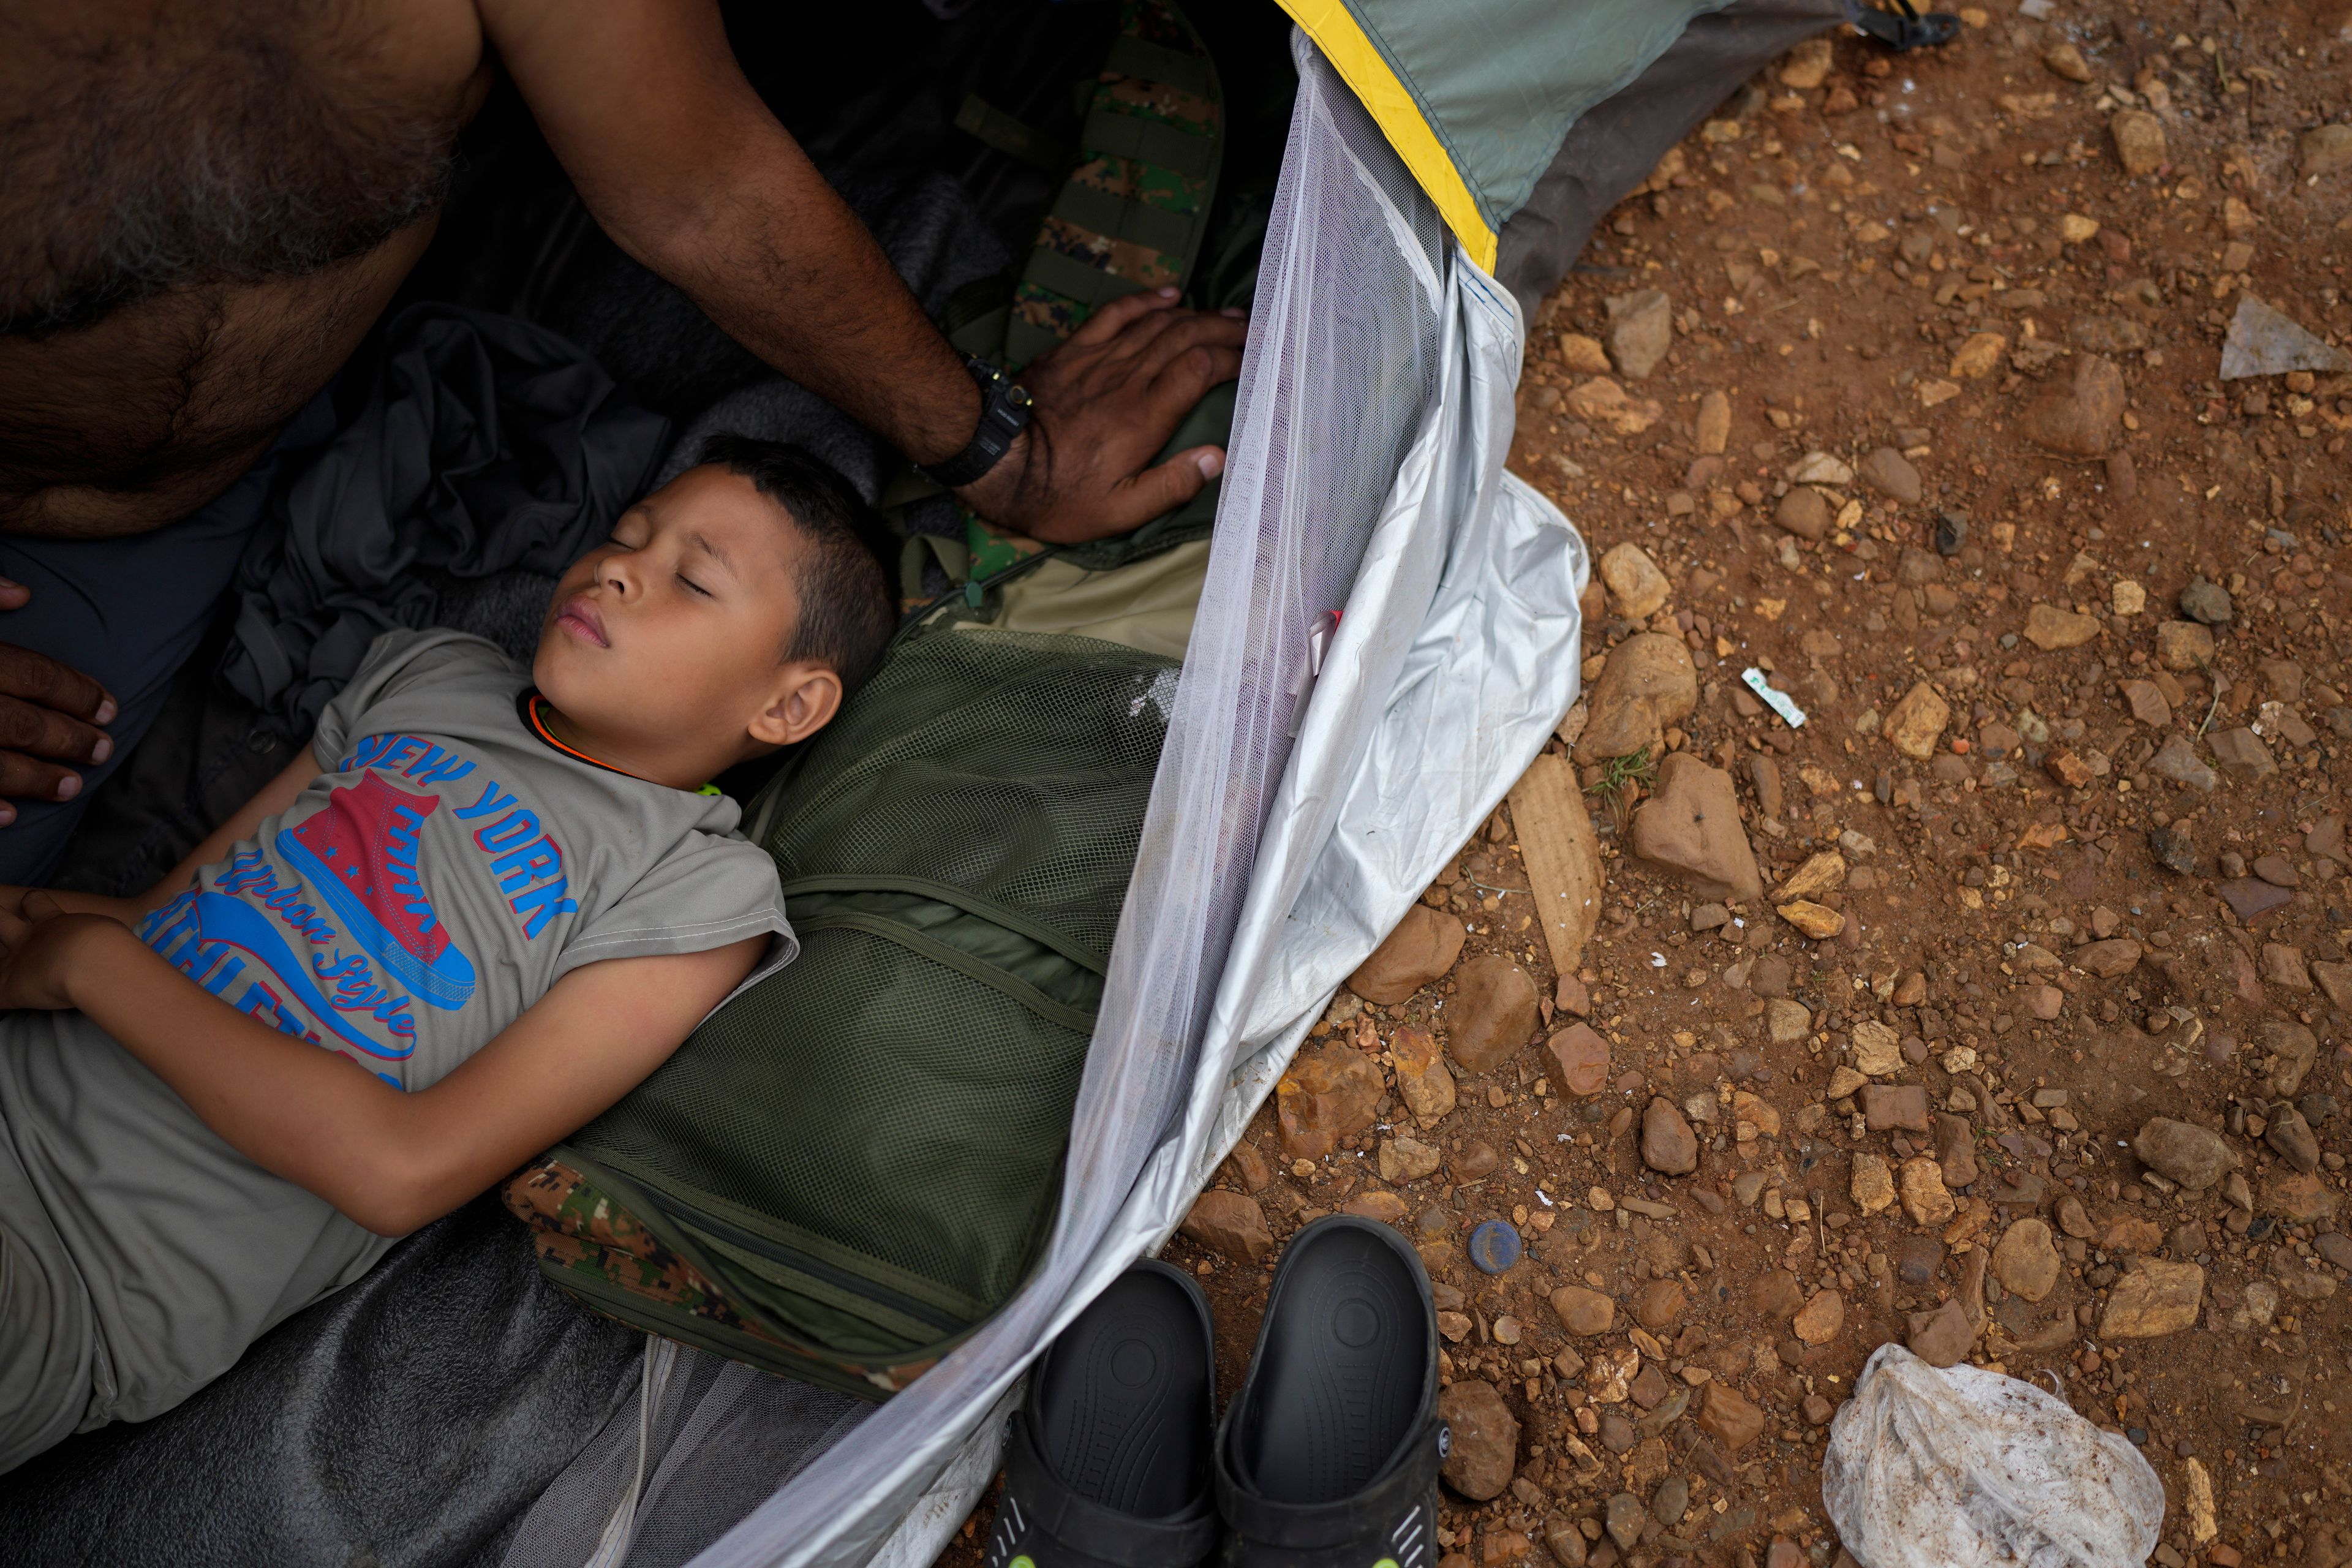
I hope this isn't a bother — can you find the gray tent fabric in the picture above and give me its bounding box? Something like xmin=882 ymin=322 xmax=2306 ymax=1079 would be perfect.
xmin=1493 ymin=0 xmax=1844 ymax=320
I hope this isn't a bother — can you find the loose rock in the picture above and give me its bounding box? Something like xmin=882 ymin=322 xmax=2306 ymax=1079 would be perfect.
xmin=1379 ymin=1136 xmax=1442 ymax=1184
xmin=1604 ymin=289 xmax=1674 ymax=380
xmin=2152 ymin=620 xmax=2214 ymax=671
xmin=1991 ymin=1218 xmax=2062 ymax=1302
xmin=1348 ymin=905 xmax=1468 ymax=1004
xmin=2304 ymin=123 xmax=2352 ymax=179
xmin=2133 ymin=1117 xmax=2238 ymax=1190
xmin=2149 ymin=734 xmax=2218 ymax=792
xmin=1765 ymin=998 xmax=1812 ymax=1045
xmin=1559 ymin=333 xmax=1611 ymax=374
xmin=1448 ymin=956 xmax=1539 ymax=1074
xmin=1641 ymin=1095 xmax=1699 ymax=1176
xmin=2266 ymin=1104 xmax=2320 ymax=1173
xmin=2262 ymin=1020 xmax=2320 ymax=1097
xmin=1792 ymin=1289 xmax=1844 ymax=1345
xmin=1604 ymin=1493 xmax=1645 ymax=1552
xmin=1883 ymin=681 xmax=1950 ymax=759
xmin=1932 ymin=1112 xmax=1979 ymax=1189
xmin=1948 ymin=331 xmax=2007 ymax=380
xmin=1277 ymin=1042 xmax=1385 ymax=1158
xmin=1180 ymin=1190 xmax=1272 ymax=1264
xmin=1438 ymin=1379 xmax=1520 ymax=1500
xmin=2021 ymin=354 xmax=2124 ymax=456
xmin=2177 ymin=576 xmax=2234 ymax=625
xmin=1776 ymin=849 xmax=1845 ymax=903
xmin=1629 ymin=754 xmax=1763 ymax=900
xmin=1861 ymin=1084 xmax=1929 ymax=1131
xmin=1390 ymin=1025 xmax=1458 ymax=1124
xmin=2109 ymin=108 xmax=2166 ymax=176
xmin=2219 ymin=294 xmax=2352 ymax=377
xmin=1695 ymin=390 xmax=1731 ymax=454
xmin=2024 ymin=603 xmax=2101 ymax=650
xmin=2100 ymin=1259 xmax=2204 ymax=1338
xmin=1551 ymin=1285 xmax=1616 ymax=1336
xmin=1633 ymin=1279 xmax=1687 ymax=1330
xmin=1857 ymin=448 xmax=1921 ymax=505
xmin=1598 ymin=542 xmax=1671 ymax=620
xmin=2209 ymin=727 xmax=2276 ymax=778
xmin=1577 ymin=633 xmax=1697 ymax=760
xmin=2119 ymin=679 xmax=2172 ymax=727
xmin=1907 ymin=1298 xmax=1977 ymax=1366
xmin=1697 ymin=1382 xmax=1764 ymax=1453
xmin=1564 ymin=377 xmax=1663 ymax=437
xmin=1547 ymin=1023 xmax=1611 ymax=1097
xmin=1851 ymin=1152 xmax=1896 ymax=1214
xmin=1851 ymin=1020 xmax=1903 ymax=1076
xmin=1777 ymin=900 xmax=1844 ymax=940
xmin=2044 ymin=41 xmax=2093 ymax=81
xmin=1774 ymin=488 xmax=1830 ymax=541
xmin=1899 ymin=1156 xmax=1956 ymax=1227
xmin=2072 ymin=938 xmax=2141 ymax=978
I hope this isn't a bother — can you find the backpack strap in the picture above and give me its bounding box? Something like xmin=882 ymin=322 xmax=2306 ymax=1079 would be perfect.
xmin=1004 ymin=0 xmax=1224 ymax=371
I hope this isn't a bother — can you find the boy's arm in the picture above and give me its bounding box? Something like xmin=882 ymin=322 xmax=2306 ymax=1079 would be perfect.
xmin=0 ymin=897 xmax=764 ymax=1236
xmin=13 ymin=750 xmax=321 ymax=924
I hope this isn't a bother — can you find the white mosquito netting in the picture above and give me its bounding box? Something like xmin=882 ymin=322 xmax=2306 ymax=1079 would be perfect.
xmin=493 ymin=34 xmax=1589 ymax=1568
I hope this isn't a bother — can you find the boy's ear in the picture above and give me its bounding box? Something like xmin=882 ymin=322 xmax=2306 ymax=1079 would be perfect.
xmin=748 ymin=663 xmax=843 ymax=748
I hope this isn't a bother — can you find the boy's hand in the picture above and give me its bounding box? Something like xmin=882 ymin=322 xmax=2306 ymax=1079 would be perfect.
xmin=959 ymin=290 xmax=1248 ymax=545
xmin=0 ymin=888 xmax=115 ymax=1010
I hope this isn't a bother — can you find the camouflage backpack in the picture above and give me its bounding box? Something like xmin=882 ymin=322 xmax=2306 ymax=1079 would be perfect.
xmin=504 ymin=627 xmax=1177 ymax=1395
xmin=891 ymin=0 xmax=1235 ymax=605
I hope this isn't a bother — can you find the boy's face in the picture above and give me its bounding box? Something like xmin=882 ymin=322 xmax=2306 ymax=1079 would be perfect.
xmin=533 ymin=466 xmax=841 ymax=771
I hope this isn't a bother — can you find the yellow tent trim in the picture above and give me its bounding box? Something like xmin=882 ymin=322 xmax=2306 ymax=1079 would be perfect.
xmin=1275 ymin=0 xmax=1499 ymax=273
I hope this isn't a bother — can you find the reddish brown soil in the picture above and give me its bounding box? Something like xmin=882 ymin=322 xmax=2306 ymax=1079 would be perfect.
xmin=943 ymin=7 xmax=2352 ymax=1567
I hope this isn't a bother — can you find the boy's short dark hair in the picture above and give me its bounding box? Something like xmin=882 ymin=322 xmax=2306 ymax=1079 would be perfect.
xmin=696 ymin=434 xmax=895 ymax=697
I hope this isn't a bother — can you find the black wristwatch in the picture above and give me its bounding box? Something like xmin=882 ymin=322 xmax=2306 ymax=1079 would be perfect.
xmin=918 ymin=355 xmax=1034 ymax=489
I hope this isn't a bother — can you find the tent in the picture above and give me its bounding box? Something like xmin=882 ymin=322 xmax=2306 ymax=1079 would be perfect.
xmin=7 ymin=1 xmax=1866 ymax=1562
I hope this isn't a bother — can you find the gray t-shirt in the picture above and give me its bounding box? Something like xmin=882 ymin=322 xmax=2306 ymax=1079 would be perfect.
xmin=0 ymin=629 xmax=791 ymax=1427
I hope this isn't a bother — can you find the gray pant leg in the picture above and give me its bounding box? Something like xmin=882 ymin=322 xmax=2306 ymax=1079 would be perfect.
xmin=0 ymin=1146 xmax=96 ymax=1476
xmin=0 ymin=389 xmax=337 ymax=886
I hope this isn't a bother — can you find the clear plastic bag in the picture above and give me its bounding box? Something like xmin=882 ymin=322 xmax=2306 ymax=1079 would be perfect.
xmin=1822 ymin=1343 xmax=2165 ymax=1568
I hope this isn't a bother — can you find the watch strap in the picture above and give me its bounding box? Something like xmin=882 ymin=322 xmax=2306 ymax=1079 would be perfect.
xmin=919 ymin=356 xmax=1033 ymax=489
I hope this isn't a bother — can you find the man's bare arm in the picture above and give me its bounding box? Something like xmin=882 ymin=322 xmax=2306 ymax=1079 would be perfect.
xmin=2 ymin=902 xmax=764 ymax=1236
xmin=480 ymin=0 xmax=1247 ymax=543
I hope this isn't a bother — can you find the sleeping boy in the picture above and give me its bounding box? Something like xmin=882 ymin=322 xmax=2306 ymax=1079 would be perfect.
xmin=0 ymin=435 xmax=894 ymax=1472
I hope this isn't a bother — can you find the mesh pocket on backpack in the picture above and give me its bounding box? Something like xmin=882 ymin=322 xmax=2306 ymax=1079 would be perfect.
xmin=568 ymin=916 xmax=1092 ymax=1327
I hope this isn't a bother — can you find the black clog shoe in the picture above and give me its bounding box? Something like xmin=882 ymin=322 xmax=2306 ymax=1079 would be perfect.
xmin=986 ymin=1261 xmax=1221 ymax=1568
xmin=1211 ymin=1216 xmax=1446 ymax=1568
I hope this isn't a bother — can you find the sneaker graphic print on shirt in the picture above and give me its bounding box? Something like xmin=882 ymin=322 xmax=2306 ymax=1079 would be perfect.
xmin=278 ymin=773 xmax=478 ymax=1011
xmin=132 ymin=728 xmax=581 ymax=1090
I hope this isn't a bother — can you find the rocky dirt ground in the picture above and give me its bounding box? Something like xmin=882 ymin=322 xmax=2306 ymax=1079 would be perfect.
xmin=944 ymin=6 xmax=2352 ymax=1568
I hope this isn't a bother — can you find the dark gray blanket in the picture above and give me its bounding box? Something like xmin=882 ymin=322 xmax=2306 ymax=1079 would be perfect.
xmin=0 ymin=1199 xmax=644 ymax=1567
xmin=224 ymin=303 xmax=670 ymax=737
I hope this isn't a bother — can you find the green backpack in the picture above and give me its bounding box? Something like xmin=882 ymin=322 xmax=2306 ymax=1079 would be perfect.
xmin=505 ymin=628 xmax=1177 ymax=1396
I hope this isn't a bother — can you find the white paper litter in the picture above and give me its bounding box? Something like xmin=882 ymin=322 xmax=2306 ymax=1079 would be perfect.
xmin=1742 ymin=666 xmax=1806 ymax=727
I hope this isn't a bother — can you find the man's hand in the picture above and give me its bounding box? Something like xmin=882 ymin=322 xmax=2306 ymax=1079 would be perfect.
xmin=484 ymin=0 xmax=1248 ymax=551
xmin=0 ymin=579 xmax=118 ymax=823
xmin=0 ymin=887 xmax=110 ymax=1010
xmin=960 ymin=290 xmax=1248 ymax=546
